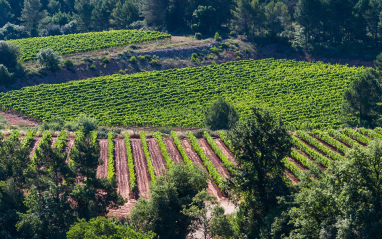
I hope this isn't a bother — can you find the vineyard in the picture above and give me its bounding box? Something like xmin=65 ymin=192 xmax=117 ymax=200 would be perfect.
xmin=0 ymin=59 xmax=364 ymax=129
xmin=8 ymin=30 xmax=171 ymax=62
xmin=5 ymin=130 xmax=234 ymax=214
xmin=4 ymin=126 xmax=382 ymax=215
xmin=283 ymin=127 xmax=382 ymax=183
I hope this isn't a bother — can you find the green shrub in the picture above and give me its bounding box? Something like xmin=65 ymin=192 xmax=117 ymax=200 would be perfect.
xmin=190 ymin=53 xmax=200 ymax=64
xmin=63 ymin=59 xmax=74 ymax=68
xmin=102 ymin=57 xmax=110 ymax=64
xmin=195 ymin=32 xmax=202 ymax=40
xmin=137 ymin=55 xmax=146 ymax=61
xmin=221 ymin=42 xmax=231 ymax=49
xmin=149 ymin=55 xmax=159 ymax=66
xmin=129 ymin=56 xmax=137 ymax=64
xmin=210 ymin=46 xmax=221 ymax=54
xmin=37 ymin=48 xmax=61 ymax=71
xmin=90 ymin=63 xmax=97 ymax=70
xmin=118 ymin=69 xmax=126 ymax=74
xmin=214 ymin=32 xmax=222 ymax=41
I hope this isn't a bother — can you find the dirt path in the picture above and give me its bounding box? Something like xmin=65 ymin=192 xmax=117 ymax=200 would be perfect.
xmin=147 ymin=138 xmax=167 ymax=176
xmin=198 ymin=138 xmax=230 ymax=179
xmin=114 ymin=139 xmax=130 ymax=199
xmin=65 ymin=138 xmax=75 ymax=163
xmin=214 ymin=139 xmax=235 ymax=163
xmin=131 ymin=139 xmax=150 ymax=199
xmin=181 ymin=138 xmax=225 ymax=199
xmin=29 ymin=137 xmax=41 ymax=159
xmin=51 ymin=137 xmax=57 ymax=147
xmin=0 ymin=112 xmax=40 ymax=126
xmin=97 ymin=139 xmax=108 ymax=179
xmin=164 ymin=138 xmax=183 ymax=163
xmin=108 ymin=200 xmax=136 ymax=219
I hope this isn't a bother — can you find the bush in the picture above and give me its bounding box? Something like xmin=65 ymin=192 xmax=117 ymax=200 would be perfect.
xmin=90 ymin=63 xmax=97 ymax=70
xmin=205 ymin=98 xmax=239 ymax=130
xmin=63 ymin=59 xmax=74 ymax=68
xmin=210 ymin=46 xmax=221 ymax=54
xmin=37 ymin=48 xmax=61 ymax=71
xmin=129 ymin=56 xmax=137 ymax=64
xmin=0 ymin=41 xmax=21 ymax=70
xmin=214 ymin=32 xmax=222 ymax=41
xmin=149 ymin=55 xmax=159 ymax=66
xmin=190 ymin=53 xmax=201 ymax=64
xmin=0 ymin=64 xmax=13 ymax=84
xmin=195 ymin=32 xmax=202 ymax=40
xmin=102 ymin=57 xmax=110 ymax=64
xmin=138 ymin=55 xmax=146 ymax=61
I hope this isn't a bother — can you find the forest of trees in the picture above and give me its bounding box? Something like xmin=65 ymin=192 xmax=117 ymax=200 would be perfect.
xmin=0 ymin=0 xmax=381 ymax=55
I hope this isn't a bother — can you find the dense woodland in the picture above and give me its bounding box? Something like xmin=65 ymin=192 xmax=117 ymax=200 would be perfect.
xmin=0 ymin=0 xmax=382 ymax=56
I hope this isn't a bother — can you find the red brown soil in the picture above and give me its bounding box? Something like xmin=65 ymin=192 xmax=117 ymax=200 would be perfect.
xmin=295 ymin=147 xmax=326 ymax=170
xmin=285 ymin=168 xmax=299 ymax=185
xmin=164 ymin=138 xmax=184 ymax=163
xmin=288 ymin=155 xmax=307 ymax=171
xmin=198 ymin=138 xmax=230 ymax=179
xmin=51 ymin=137 xmax=57 ymax=147
xmin=65 ymin=138 xmax=74 ymax=163
xmin=29 ymin=137 xmax=41 ymax=159
xmin=114 ymin=139 xmax=131 ymax=199
xmin=131 ymin=139 xmax=150 ymax=199
xmin=147 ymin=138 xmax=167 ymax=176
xmin=96 ymin=139 xmax=108 ymax=179
xmin=344 ymin=134 xmax=368 ymax=146
xmin=181 ymin=138 xmax=225 ymax=199
xmin=312 ymin=135 xmax=345 ymax=155
xmin=214 ymin=138 xmax=235 ymax=163
xmin=0 ymin=112 xmax=40 ymax=126
xmin=108 ymin=200 xmax=136 ymax=219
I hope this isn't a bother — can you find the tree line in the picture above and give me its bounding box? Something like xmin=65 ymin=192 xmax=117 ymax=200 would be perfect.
xmin=0 ymin=0 xmax=381 ymax=55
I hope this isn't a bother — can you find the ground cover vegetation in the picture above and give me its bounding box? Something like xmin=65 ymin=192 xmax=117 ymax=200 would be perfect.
xmin=0 ymin=59 xmax=364 ymax=129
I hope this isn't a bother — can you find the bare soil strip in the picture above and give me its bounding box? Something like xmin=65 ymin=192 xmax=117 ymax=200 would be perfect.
xmin=288 ymin=156 xmax=307 ymax=171
xmin=198 ymin=138 xmax=230 ymax=179
xmin=51 ymin=137 xmax=57 ymax=147
xmin=285 ymin=169 xmax=299 ymax=185
xmin=214 ymin=138 xmax=235 ymax=163
xmin=108 ymin=200 xmax=136 ymax=219
xmin=29 ymin=137 xmax=41 ymax=159
xmin=96 ymin=139 xmax=108 ymax=179
xmin=131 ymin=139 xmax=150 ymax=199
xmin=114 ymin=139 xmax=130 ymax=199
xmin=147 ymin=138 xmax=167 ymax=176
xmin=164 ymin=138 xmax=183 ymax=163
xmin=0 ymin=112 xmax=40 ymax=126
xmin=312 ymin=135 xmax=344 ymax=155
xmin=65 ymin=139 xmax=74 ymax=163
xmin=181 ymin=138 xmax=225 ymax=199
xmin=295 ymin=148 xmax=326 ymax=170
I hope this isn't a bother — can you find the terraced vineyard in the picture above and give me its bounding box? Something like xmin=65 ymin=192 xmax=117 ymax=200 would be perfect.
xmin=0 ymin=59 xmax=364 ymax=129
xmin=6 ymin=130 xmax=234 ymax=216
xmin=284 ymin=127 xmax=382 ymax=183
xmin=8 ymin=30 xmax=171 ymax=62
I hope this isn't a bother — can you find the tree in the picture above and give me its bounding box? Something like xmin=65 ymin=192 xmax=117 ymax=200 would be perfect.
xmin=205 ymin=98 xmax=239 ymax=130
xmin=111 ymin=0 xmax=140 ymax=29
xmin=74 ymin=0 xmax=94 ymax=32
xmin=0 ymin=0 xmax=12 ymax=27
xmin=130 ymin=164 xmax=208 ymax=238
xmin=69 ymin=134 xmax=124 ymax=219
xmin=284 ymin=140 xmax=382 ymax=238
xmin=182 ymin=190 xmax=234 ymax=239
xmin=342 ymin=69 xmax=382 ymax=127
xmin=0 ymin=41 xmax=21 ymax=71
xmin=19 ymin=0 xmax=47 ymax=36
xmin=91 ymin=0 xmax=117 ymax=31
xmin=227 ymin=106 xmax=293 ymax=237
xmin=66 ymin=217 xmax=155 ymax=239
xmin=192 ymin=5 xmax=217 ymax=35
xmin=36 ymin=48 xmax=61 ymax=71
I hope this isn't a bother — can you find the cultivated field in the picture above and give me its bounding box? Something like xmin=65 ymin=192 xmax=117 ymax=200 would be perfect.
xmin=8 ymin=30 xmax=171 ymax=62
xmin=8 ymin=130 xmax=234 ymax=216
xmin=284 ymin=127 xmax=382 ymax=183
xmin=0 ymin=59 xmax=364 ymax=129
